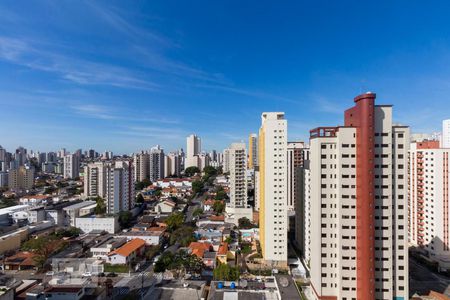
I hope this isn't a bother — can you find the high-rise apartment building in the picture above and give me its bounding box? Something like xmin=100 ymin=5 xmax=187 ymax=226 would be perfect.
xmin=287 ymin=142 xmax=306 ymax=211
xmin=309 ymin=92 xmax=409 ymax=300
xmin=105 ymin=160 xmax=135 ymax=214
xmin=198 ymin=153 xmax=210 ymax=171
xmin=223 ymin=148 xmax=230 ymax=173
xmin=248 ymin=133 xmax=258 ymax=169
xmin=15 ymin=146 xmax=27 ymax=167
xmin=229 ymin=143 xmax=248 ymax=208
xmin=84 ymin=162 xmax=106 ymax=199
xmin=0 ymin=171 xmax=8 ymax=188
xmin=409 ymin=140 xmax=450 ymax=270
xmin=226 ymin=143 xmax=253 ymax=224
xmin=186 ymin=134 xmax=201 ymax=169
xmin=133 ymin=152 xmax=149 ymax=182
xmin=149 ymin=146 xmax=165 ymax=181
xmin=63 ymin=154 xmax=80 ymax=179
xmin=167 ymin=152 xmax=181 ymax=177
xmin=58 ymin=148 xmax=67 ymax=158
xmin=294 ymin=148 xmax=311 ymax=265
xmin=443 ymin=119 xmax=450 ymax=148
xmin=8 ymin=166 xmax=34 ymax=190
xmin=258 ymin=112 xmax=288 ymax=265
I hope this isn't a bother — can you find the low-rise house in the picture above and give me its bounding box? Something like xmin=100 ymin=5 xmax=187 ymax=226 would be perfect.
xmin=90 ymin=237 xmax=127 ymax=260
xmin=188 ymin=242 xmax=212 ymax=259
xmin=107 ymin=238 xmax=146 ymax=265
xmin=203 ymin=251 xmax=217 ymax=269
xmin=217 ymin=242 xmax=228 ymax=264
xmin=44 ymin=286 xmax=85 ymax=300
xmin=116 ymin=230 xmax=163 ymax=246
xmin=4 ymin=251 xmax=37 ymax=271
xmin=155 ymin=199 xmax=176 ymax=213
xmin=155 ymin=178 xmax=192 ymax=188
xmin=202 ymin=199 xmax=216 ymax=211
xmin=19 ymin=195 xmax=51 ymax=206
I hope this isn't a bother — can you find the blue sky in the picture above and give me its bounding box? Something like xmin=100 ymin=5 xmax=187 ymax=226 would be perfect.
xmin=1 ymin=1 xmax=450 ymax=154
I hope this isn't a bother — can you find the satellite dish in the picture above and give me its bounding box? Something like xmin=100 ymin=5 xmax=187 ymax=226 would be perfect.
xmin=279 ymin=277 xmax=289 ymax=287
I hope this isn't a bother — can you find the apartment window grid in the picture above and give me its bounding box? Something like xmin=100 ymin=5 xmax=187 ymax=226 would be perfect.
xmin=320 ymin=143 xmax=338 ymax=291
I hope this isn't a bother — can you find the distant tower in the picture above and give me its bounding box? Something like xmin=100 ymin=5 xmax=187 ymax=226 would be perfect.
xmin=248 ymin=133 xmax=258 ymax=169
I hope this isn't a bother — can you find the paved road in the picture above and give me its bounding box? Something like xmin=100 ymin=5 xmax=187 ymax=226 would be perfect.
xmin=409 ymin=257 xmax=450 ymax=297
xmin=185 ymin=192 xmax=207 ymax=223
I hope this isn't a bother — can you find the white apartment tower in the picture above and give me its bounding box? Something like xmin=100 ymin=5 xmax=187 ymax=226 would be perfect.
xmin=258 ymin=112 xmax=288 ymax=265
xmin=443 ymin=119 xmax=450 ymax=148
xmin=186 ymin=134 xmax=201 ymax=169
xmin=149 ymin=146 xmax=165 ymax=181
xmin=84 ymin=162 xmax=106 ymax=199
xmin=63 ymin=154 xmax=80 ymax=179
xmin=105 ymin=160 xmax=135 ymax=214
xmin=223 ymin=148 xmax=230 ymax=173
xmin=409 ymin=140 xmax=450 ymax=270
xmin=225 ymin=143 xmax=253 ymax=224
xmin=229 ymin=143 xmax=248 ymax=208
xmin=309 ymin=93 xmax=409 ymax=300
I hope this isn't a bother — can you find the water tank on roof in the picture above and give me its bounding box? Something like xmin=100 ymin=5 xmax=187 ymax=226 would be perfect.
xmin=218 ymin=282 xmax=224 ymax=289
xmin=230 ymin=282 xmax=236 ymax=289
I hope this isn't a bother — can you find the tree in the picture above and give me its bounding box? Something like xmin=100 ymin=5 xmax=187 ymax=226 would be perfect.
xmin=135 ymin=193 xmax=145 ymax=204
xmin=203 ymin=166 xmax=217 ymax=177
xmin=145 ymin=245 xmax=160 ymax=260
xmin=215 ymin=190 xmax=227 ymax=200
xmin=238 ymin=217 xmax=254 ymax=229
xmin=192 ymin=180 xmax=204 ymax=194
xmin=213 ymin=263 xmax=239 ymax=281
xmin=93 ymin=197 xmax=106 ymax=215
xmin=22 ymin=236 xmax=66 ymax=270
xmin=192 ymin=208 xmax=203 ymax=218
xmin=213 ymin=201 xmax=225 ymax=215
xmin=184 ymin=166 xmax=200 ymax=177
xmin=171 ymin=250 xmax=204 ymax=275
xmin=135 ymin=178 xmax=152 ymax=190
xmin=44 ymin=186 xmax=57 ymax=195
xmin=55 ymin=227 xmax=81 ymax=238
xmin=154 ymin=252 xmax=174 ymax=273
xmin=118 ymin=211 xmax=133 ymax=228
xmin=170 ymin=226 xmax=196 ymax=246
xmin=165 ymin=212 xmax=184 ymax=231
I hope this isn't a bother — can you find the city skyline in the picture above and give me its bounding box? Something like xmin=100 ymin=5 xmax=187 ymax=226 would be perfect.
xmin=2 ymin=1 xmax=450 ymax=152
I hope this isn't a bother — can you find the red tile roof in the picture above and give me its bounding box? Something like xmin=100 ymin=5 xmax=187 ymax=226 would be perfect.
xmin=188 ymin=242 xmax=211 ymax=258
xmin=108 ymin=238 xmax=145 ymax=257
xmin=209 ymin=215 xmax=225 ymax=221
xmin=218 ymin=242 xmax=228 ymax=256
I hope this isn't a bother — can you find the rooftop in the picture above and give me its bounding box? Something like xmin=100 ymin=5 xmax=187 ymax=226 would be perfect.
xmin=63 ymin=200 xmax=96 ymax=211
xmin=109 ymin=238 xmax=145 ymax=257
